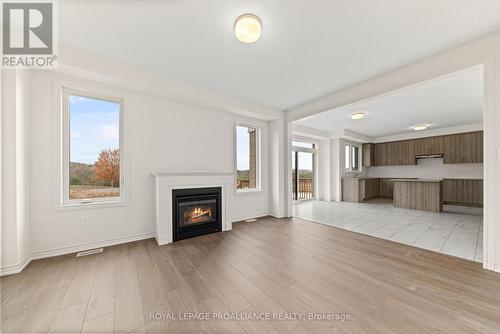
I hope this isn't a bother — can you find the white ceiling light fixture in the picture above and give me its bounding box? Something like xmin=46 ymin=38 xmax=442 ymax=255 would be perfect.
xmin=235 ymin=14 xmax=262 ymax=44
xmin=350 ymin=112 xmax=365 ymax=120
xmin=413 ymin=124 xmax=428 ymax=131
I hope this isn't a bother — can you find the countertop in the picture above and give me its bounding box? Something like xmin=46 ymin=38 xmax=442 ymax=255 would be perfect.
xmin=390 ymin=178 xmax=442 ymax=183
xmin=342 ymin=176 xmax=380 ymax=180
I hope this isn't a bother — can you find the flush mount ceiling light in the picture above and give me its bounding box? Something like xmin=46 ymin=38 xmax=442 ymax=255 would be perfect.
xmin=235 ymin=14 xmax=262 ymax=43
xmin=413 ymin=124 xmax=428 ymax=131
xmin=350 ymin=112 xmax=365 ymax=120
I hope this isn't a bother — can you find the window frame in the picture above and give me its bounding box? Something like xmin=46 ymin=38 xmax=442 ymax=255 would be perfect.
xmin=344 ymin=143 xmax=361 ymax=172
xmin=234 ymin=121 xmax=261 ymax=194
xmin=58 ymin=84 xmax=128 ymax=209
xmin=291 ymin=139 xmax=317 ymax=201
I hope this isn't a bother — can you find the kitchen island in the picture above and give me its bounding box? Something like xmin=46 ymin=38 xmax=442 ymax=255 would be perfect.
xmin=392 ymin=179 xmax=443 ymax=212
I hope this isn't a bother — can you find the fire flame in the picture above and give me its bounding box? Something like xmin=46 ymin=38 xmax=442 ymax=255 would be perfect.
xmin=190 ymin=207 xmax=212 ymax=218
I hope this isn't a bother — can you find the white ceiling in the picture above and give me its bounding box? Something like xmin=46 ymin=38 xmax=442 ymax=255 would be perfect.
xmin=59 ymin=1 xmax=500 ymax=110
xmin=293 ymin=67 xmax=484 ymax=137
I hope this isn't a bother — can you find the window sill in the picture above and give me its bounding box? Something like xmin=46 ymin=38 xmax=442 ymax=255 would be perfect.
xmin=54 ymin=199 xmax=129 ymax=212
xmin=234 ymin=189 xmax=263 ymax=196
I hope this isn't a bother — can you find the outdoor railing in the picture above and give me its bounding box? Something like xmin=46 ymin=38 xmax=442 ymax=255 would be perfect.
xmin=237 ymin=179 xmax=251 ymax=189
xmin=293 ymin=177 xmax=313 ymax=200
xmin=239 ymin=177 xmax=313 ymax=199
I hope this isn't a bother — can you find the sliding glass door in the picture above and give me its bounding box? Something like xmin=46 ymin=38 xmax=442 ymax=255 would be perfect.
xmin=292 ymin=141 xmax=315 ymax=201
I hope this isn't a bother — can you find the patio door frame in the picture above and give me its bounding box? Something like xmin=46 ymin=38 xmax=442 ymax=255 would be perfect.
xmin=292 ymin=143 xmax=317 ymax=201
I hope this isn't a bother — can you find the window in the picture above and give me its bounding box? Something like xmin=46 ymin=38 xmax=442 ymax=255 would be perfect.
xmin=345 ymin=144 xmax=360 ymax=171
xmin=236 ymin=124 xmax=260 ymax=191
xmin=292 ymin=139 xmax=316 ymax=201
xmin=352 ymin=146 xmax=359 ymax=170
xmin=292 ymin=140 xmax=315 ymax=149
xmin=345 ymin=145 xmax=351 ymax=170
xmin=62 ymin=89 xmax=123 ymax=204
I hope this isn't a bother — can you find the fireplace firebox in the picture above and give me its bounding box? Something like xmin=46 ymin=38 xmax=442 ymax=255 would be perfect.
xmin=172 ymin=187 xmax=222 ymax=241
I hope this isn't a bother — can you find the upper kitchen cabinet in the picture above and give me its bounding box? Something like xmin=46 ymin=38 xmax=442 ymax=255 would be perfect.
xmin=443 ymin=131 xmax=483 ymax=164
xmin=414 ymin=136 xmax=444 ymax=156
xmin=374 ymin=142 xmax=387 ymax=166
xmin=373 ymin=140 xmax=415 ymax=166
xmin=367 ymin=131 xmax=482 ymax=166
xmin=362 ymin=143 xmax=375 ymax=167
xmin=404 ymin=139 xmax=416 ymax=165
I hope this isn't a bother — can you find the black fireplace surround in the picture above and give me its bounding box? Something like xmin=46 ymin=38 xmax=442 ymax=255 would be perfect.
xmin=172 ymin=187 xmax=222 ymax=241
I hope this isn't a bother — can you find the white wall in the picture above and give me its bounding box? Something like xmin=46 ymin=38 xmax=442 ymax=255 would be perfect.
xmin=269 ymin=118 xmax=286 ymax=217
xmin=1 ymin=70 xmax=31 ymax=273
xmin=317 ymin=138 xmax=331 ymax=201
xmin=28 ymin=69 xmax=271 ymax=258
xmin=330 ymin=138 xmax=341 ymax=201
xmin=367 ymin=159 xmax=483 ymax=179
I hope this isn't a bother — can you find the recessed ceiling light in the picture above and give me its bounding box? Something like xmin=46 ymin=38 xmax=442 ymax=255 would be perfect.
xmin=413 ymin=125 xmax=427 ymax=131
xmin=350 ymin=112 xmax=365 ymax=120
xmin=235 ymin=14 xmax=262 ymax=44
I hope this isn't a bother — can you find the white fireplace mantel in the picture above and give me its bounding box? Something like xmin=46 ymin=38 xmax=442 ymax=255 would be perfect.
xmin=152 ymin=171 xmax=234 ymax=245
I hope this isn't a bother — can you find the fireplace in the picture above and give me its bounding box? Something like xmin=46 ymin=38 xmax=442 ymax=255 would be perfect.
xmin=172 ymin=187 xmax=222 ymax=241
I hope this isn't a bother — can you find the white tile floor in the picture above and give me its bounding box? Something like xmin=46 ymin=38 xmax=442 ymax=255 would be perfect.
xmin=293 ymin=199 xmax=483 ymax=262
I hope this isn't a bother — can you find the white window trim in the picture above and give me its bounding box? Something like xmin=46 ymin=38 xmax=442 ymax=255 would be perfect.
xmin=292 ymin=139 xmax=318 ymax=201
xmin=344 ymin=143 xmax=361 ymax=172
xmin=234 ymin=121 xmax=262 ymax=194
xmin=53 ymin=79 xmax=130 ymax=211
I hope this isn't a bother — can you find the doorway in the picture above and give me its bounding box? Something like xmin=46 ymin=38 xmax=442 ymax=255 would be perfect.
xmin=292 ymin=141 xmax=315 ymax=201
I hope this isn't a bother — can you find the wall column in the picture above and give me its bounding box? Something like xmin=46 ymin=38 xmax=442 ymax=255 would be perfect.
xmin=1 ymin=69 xmax=31 ymax=275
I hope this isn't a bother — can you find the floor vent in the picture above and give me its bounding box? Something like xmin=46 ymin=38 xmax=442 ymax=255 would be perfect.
xmin=245 ymin=218 xmax=257 ymax=223
xmin=76 ymin=248 xmax=103 ymax=257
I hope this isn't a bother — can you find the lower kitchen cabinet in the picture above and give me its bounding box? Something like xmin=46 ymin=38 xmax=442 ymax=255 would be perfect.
xmin=379 ymin=178 xmax=394 ymax=198
xmin=443 ymin=179 xmax=483 ymax=207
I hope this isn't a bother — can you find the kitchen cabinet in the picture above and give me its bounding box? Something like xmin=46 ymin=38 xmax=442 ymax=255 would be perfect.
xmin=393 ymin=179 xmax=443 ymax=212
xmin=404 ymin=139 xmax=416 ymax=165
xmin=362 ymin=143 xmax=375 ymax=167
xmin=373 ymin=140 xmax=415 ymax=166
xmin=379 ymin=178 xmax=394 ymax=198
xmin=342 ymin=178 xmax=360 ymax=203
xmin=443 ymin=179 xmax=483 ymax=207
xmin=369 ymin=131 xmax=482 ymax=166
xmin=443 ymin=131 xmax=483 ymax=164
xmin=374 ymin=142 xmax=388 ymax=166
xmin=387 ymin=142 xmax=396 ymax=166
xmin=342 ymin=178 xmax=380 ymax=202
xmin=361 ymin=178 xmax=380 ymax=201
xmin=414 ymin=136 xmax=443 ymax=156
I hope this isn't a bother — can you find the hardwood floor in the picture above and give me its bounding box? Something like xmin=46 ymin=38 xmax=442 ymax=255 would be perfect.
xmin=2 ymin=216 xmax=500 ymax=333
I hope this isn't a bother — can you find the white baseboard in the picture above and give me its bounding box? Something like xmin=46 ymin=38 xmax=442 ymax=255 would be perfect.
xmin=231 ymin=212 xmax=270 ymax=223
xmin=0 ymin=255 xmax=32 ymax=276
xmin=0 ymin=232 xmax=155 ymax=277
xmin=31 ymin=232 xmax=155 ymax=260
xmin=494 ymin=265 xmax=500 ymax=274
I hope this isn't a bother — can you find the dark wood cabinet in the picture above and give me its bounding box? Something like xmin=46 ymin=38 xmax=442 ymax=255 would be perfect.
xmin=343 ymin=177 xmax=483 ymax=207
xmin=342 ymin=178 xmax=381 ymax=202
xmin=373 ymin=140 xmax=416 ymax=166
xmin=362 ymin=143 xmax=375 ymax=167
xmin=342 ymin=178 xmax=360 ymax=203
xmin=374 ymin=143 xmax=387 ymax=166
xmin=393 ymin=180 xmax=443 ymax=212
xmin=443 ymin=131 xmax=483 ymax=164
xmin=369 ymin=131 xmax=482 ymax=166
xmin=414 ymin=136 xmax=443 ymax=156
xmin=443 ymin=179 xmax=483 ymax=206
xmin=361 ymin=178 xmax=380 ymax=201
xmin=404 ymin=140 xmax=416 ymax=165
xmin=379 ymin=178 xmax=394 ymax=198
